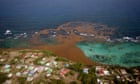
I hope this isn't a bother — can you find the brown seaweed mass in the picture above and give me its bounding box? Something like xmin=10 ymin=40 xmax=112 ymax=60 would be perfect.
xmin=8 ymin=22 xmax=116 ymax=65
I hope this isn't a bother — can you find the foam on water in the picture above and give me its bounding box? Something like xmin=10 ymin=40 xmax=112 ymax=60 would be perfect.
xmin=77 ymin=42 xmax=140 ymax=67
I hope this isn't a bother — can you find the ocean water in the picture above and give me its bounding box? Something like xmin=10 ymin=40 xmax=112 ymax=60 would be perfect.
xmin=77 ymin=42 xmax=140 ymax=67
xmin=0 ymin=38 xmax=30 ymax=48
xmin=0 ymin=16 xmax=140 ymax=67
xmin=0 ymin=16 xmax=140 ymax=38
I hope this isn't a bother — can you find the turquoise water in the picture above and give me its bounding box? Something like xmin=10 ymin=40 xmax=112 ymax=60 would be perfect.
xmin=0 ymin=38 xmax=30 ymax=48
xmin=0 ymin=37 xmax=57 ymax=48
xmin=77 ymin=42 xmax=140 ymax=67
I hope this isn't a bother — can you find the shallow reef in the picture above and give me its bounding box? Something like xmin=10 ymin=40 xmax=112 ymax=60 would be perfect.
xmin=77 ymin=42 xmax=140 ymax=67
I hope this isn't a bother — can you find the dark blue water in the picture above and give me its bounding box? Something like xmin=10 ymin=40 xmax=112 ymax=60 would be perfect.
xmin=0 ymin=15 xmax=140 ymax=38
xmin=1 ymin=0 xmax=140 ymax=38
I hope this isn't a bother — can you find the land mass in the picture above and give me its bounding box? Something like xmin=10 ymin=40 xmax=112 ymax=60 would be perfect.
xmin=0 ymin=22 xmax=140 ymax=83
xmin=0 ymin=49 xmax=139 ymax=84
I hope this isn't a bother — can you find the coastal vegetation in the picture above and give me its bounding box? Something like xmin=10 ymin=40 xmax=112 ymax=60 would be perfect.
xmin=0 ymin=49 xmax=139 ymax=84
xmin=0 ymin=72 xmax=9 ymax=83
xmin=0 ymin=22 xmax=139 ymax=83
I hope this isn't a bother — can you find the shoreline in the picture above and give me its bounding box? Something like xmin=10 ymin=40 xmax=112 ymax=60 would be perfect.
xmin=0 ymin=46 xmax=102 ymax=66
xmin=1 ymin=22 xmax=139 ymax=67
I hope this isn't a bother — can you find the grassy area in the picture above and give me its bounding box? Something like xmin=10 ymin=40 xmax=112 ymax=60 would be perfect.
xmin=42 ymin=50 xmax=56 ymax=57
xmin=78 ymin=72 xmax=97 ymax=84
xmin=0 ymin=72 xmax=9 ymax=83
xmin=51 ymin=79 xmax=65 ymax=84
xmin=55 ymin=57 xmax=68 ymax=62
xmin=19 ymin=50 xmax=41 ymax=53
xmin=17 ymin=77 xmax=27 ymax=84
xmin=10 ymin=56 xmax=21 ymax=64
xmin=70 ymin=81 xmax=79 ymax=84
xmin=69 ymin=62 xmax=84 ymax=71
xmin=33 ymin=56 xmax=44 ymax=65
